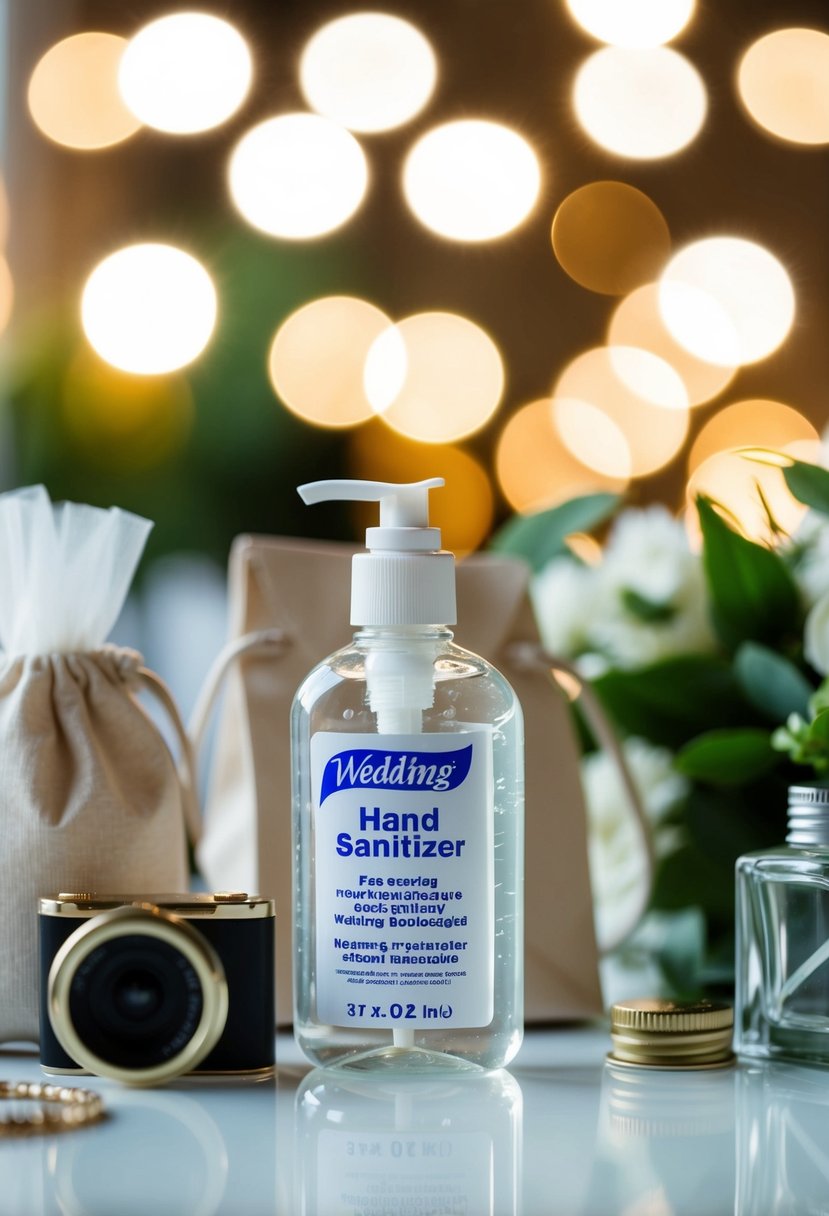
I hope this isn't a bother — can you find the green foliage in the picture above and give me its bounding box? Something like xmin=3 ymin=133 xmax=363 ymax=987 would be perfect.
xmin=675 ymin=728 xmax=777 ymax=786
xmin=489 ymin=493 xmax=618 ymax=572
xmin=620 ymin=588 xmax=675 ymax=623
xmin=593 ymin=654 xmax=756 ymax=750
xmin=696 ymin=496 xmax=802 ymax=651
xmin=783 ymin=458 xmax=829 ymax=516
xmin=735 ymin=642 xmax=812 ymax=722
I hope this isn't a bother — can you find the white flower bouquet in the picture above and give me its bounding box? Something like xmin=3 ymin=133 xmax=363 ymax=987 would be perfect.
xmin=493 ymin=456 xmax=829 ymax=994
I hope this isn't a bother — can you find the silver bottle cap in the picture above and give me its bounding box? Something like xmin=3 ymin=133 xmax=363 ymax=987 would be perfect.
xmin=787 ymin=786 xmax=829 ymax=846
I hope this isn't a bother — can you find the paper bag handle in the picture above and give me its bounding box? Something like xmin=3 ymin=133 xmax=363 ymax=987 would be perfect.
xmin=136 ymin=666 xmax=203 ymax=850
xmin=187 ymin=630 xmax=290 ymax=841
xmin=506 ymin=642 xmax=655 ymax=955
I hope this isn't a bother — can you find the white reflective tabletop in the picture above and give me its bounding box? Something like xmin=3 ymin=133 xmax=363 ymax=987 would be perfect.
xmin=2 ymin=1026 xmax=827 ymax=1215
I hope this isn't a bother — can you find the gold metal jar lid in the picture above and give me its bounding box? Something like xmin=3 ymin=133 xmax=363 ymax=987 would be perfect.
xmin=608 ymin=998 xmax=735 ymax=1070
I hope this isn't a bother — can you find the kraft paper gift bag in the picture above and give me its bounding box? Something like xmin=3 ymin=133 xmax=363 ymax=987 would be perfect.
xmin=0 ymin=486 xmax=192 ymax=1042
xmin=196 ymin=536 xmax=650 ymax=1025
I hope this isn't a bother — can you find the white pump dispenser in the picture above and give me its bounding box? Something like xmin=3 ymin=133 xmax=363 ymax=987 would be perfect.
xmin=297 ymin=478 xmax=456 ymax=628
xmin=291 ymin=477 xmax=524 ymax=1074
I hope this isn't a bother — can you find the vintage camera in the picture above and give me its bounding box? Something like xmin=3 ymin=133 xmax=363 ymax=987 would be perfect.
xmin=39 ymin=893 xmax=275 ymax=1086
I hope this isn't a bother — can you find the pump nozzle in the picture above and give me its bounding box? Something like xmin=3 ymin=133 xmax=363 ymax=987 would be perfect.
xmin=298 ymin=478 xmax=444 ymax=551
xmin=297 ymin=476 xmax=456 ymax=627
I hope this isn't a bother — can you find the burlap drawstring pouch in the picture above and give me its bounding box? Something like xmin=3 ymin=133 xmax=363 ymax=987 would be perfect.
xmin=0 ymin=486 xmax=193 ymax=1043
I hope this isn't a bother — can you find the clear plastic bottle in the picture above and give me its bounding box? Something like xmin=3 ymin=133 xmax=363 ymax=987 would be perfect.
xmin=735 ymin=784 xmax=829 ymax=1066
xmin=291 ymin=480 xmax=524 ymax=1073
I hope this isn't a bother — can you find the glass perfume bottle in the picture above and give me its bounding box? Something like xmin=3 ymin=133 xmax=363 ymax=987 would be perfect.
xmin=735 ymin=785 xmax=829 ymax=1065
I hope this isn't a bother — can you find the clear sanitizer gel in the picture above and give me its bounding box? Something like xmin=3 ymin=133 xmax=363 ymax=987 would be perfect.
xmin=292 ymin=478 xmax=524 ymax=1072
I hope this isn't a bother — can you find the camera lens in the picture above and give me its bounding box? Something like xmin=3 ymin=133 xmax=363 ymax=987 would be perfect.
xmin=68 ymin=935 xmax=206 ymax=1069
xmin=112 ymin=969 xmax=164 ymax=1021
xmin=48 ymin=905 xmax=228 ymax=1085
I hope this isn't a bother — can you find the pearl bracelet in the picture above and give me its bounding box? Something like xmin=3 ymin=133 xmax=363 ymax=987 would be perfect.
xmin=0 ymin=1080 xmax=106 ymax=1136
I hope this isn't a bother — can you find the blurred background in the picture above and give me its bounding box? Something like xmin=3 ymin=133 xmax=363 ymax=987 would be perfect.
xmin=2 ymin=0 xmax=829 ymax=705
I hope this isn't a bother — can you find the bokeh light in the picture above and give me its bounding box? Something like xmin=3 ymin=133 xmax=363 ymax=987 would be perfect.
xmin=364 ymin=311 xmax=504 ymax=444
xmin=119 ymin=13 xmax=252 ymax=135
xmin=228 ymin=114 xmax=368 ymax=239
xmin=573 ymin=47 xmax=706 ymax=158
xmin=738 ymin=28 xmax=829 ymax=146
xmin=62 ymin=348 xmax=194 ymax=471
xmin=551 ymin=181 xmax=671 ymax=295
xmin=28 ymin=32 xmax=141 ymax=150
xmin=350 ymin=421 xmax=493 ymax=555
xmin=609 ymin=282 xmax=736 ymax=406
xmin=300 ymin=12 xmax=437 ymax=133
xmin=687 ymin=447 xmax=814 ymax=545
xmin=403 ymin=120 xmax=541 ymax=241
xmin=566 ymin=0 xmax=695 ymax=48
xmin=268 ymin=296 xmax=392 ymax=428
xmin=552 ymin=346 xmax=689 ymax=478
xmin=660 ymin=237 xmax=795 ymax=365
xmin=81 ymin=243 xmax=217 ymax=375
xmin=688 ymin=399 xmax=820 ymax=474
xmin=496 ymin=398 xmax=628 ymax=513
xmin=566 ymin=532 xmax=603 ymax=564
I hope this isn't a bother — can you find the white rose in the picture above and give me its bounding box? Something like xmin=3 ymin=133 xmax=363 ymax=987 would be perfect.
xmin=805 ymin=589 xmax=829 ymax=675
xmin=582 ymin=738 xmax=688 ymax=952
xmin=593 ymin=506 xmax=716 ymax=667
xmin=790 ymin=512 xmax=829 ymax=607
xmin=530 ymin=557 xmax=599 ymax=659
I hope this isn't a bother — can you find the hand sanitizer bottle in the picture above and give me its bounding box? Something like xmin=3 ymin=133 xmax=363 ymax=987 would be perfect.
xmin=292 ymin=478 xmax=524 ymax=1073
xmin=735 ymin=785 xmax=829 ymax=1066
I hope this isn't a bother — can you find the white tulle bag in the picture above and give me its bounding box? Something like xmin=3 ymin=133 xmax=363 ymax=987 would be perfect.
xmin=0 ymin=487 xmax=192 ymax=1042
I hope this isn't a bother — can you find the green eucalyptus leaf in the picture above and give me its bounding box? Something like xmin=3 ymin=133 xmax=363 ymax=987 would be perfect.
xmin=593 ymin=654 xmax=755 ymax=750
xmin=806 ymin=709 xmax=829 ymax=746
xmin=675 ymin=728 xmax=777 ymax=786
xmin=489 ymin=493 xmax=619 ymax=572
xmin=783 ymin=459 xmax=829 ymax=516
xmin=735 ymin=642 xmax=812 ymax=722
xmin=697 ymin=496 xmax=801 ymax=651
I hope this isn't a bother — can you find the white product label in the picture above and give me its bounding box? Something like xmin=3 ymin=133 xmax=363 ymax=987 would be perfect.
xmin=312 ymin=730 xmax=494 ymax=1029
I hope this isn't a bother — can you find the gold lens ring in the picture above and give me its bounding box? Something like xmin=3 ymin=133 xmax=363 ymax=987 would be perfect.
xmin=48 ymin=903 xmax=229 ymax=1086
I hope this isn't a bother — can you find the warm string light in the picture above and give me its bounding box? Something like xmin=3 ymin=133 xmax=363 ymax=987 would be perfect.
xmin=552 ymin=346 xmax=689 ymax=479
xmin=20 ymin=6 xmax=820 ymax=533
xmin=364 ymin=311 xmax=505 ymax=443
xmin=300 ymin=13 xmax=437 ymax=133
xmin=228 ymin=114 xmax=368 ymax=239
xmin=268 ymin=296 xmax=392 ymax=428
xmin=573 ymin=47 xmax=707 ymax=158
xmin=28 ymin=32 xmax=141 ymax=150
xmin=119 ymin=13 xmax=252 ymax=134
xmin=81 ymin=243 xmax=217 ymax=375
xmin=552 ymin=182 xmax=671 ymax=295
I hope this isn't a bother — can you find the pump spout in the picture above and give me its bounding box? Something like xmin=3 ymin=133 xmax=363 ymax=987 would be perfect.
xmin=297 ymin=478 xmax=443 ymax=530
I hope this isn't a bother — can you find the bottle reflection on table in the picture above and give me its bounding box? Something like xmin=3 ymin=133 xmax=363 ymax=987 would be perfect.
xmin=294 ymin=1066 xmax=522 ymax=1216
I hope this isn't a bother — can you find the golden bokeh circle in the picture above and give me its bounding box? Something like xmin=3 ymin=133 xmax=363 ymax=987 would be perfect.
xmin=28 ymin=32 xmax=141 ymax=151
xmin=738 ymin=28 xmax=829 ymax=146
xmin=609 ymin=282 xmax=735 ymax=406
xmin=552 ymin=346 xmax=689 ymax=478
xmin=495 ymin=398 xmax=628 ymax=513
xmin=365 ymin=311 xmax=505 ymax=444
xmin=349 ymin=422 xmax=493 ymax=556
xmin=552 ymin=181 xmax=671 ymax=295
xmin=687 ymin=399 xmax=819 ymax=474
xmin=268 ymin=296 xmax=392 ymax=429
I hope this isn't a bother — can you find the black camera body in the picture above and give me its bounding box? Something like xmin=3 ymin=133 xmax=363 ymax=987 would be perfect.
xmin=39 ymin=893 xmax=275 ymax=1084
